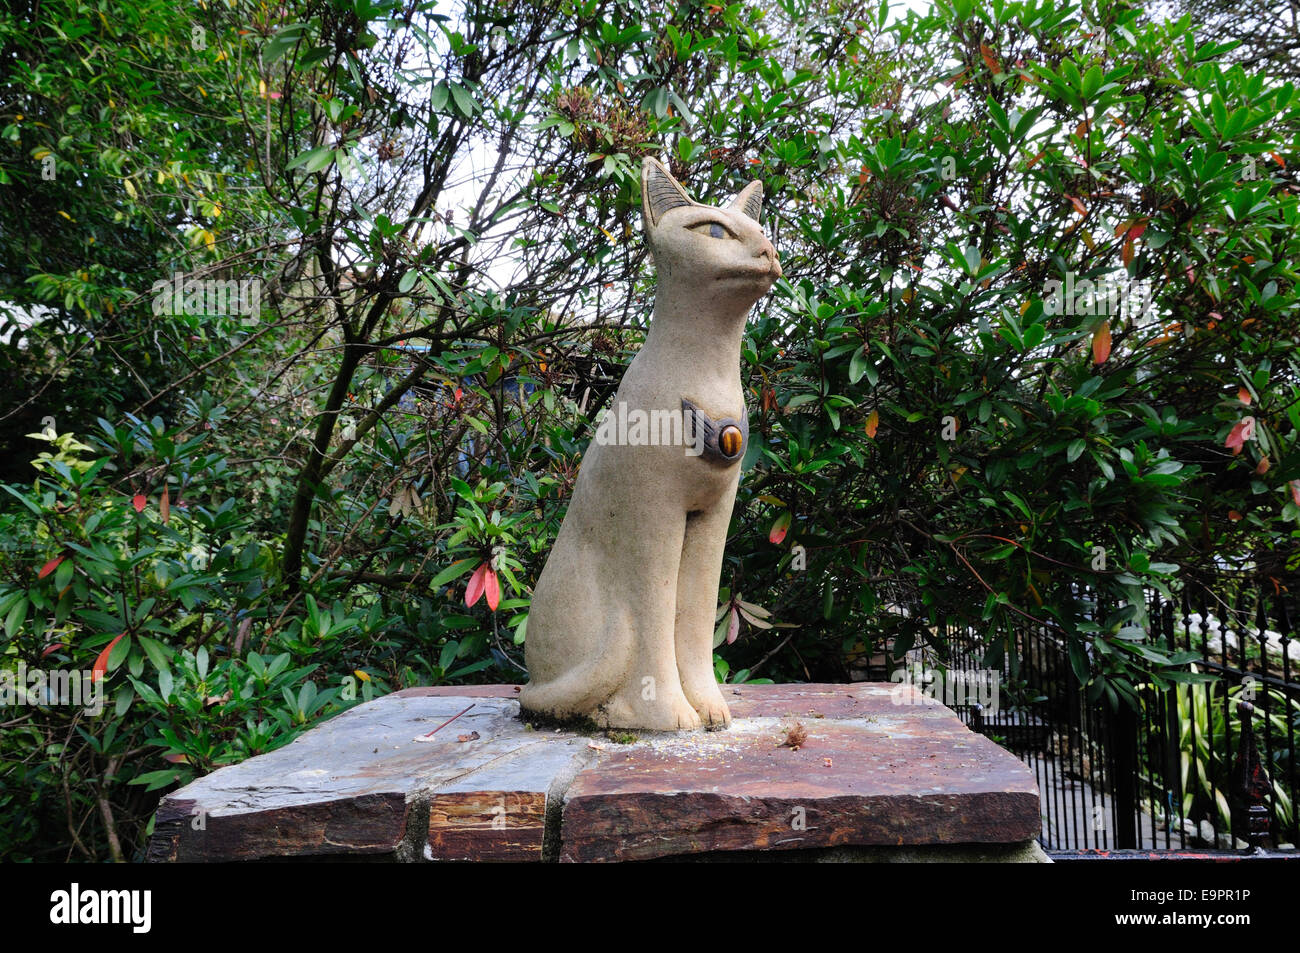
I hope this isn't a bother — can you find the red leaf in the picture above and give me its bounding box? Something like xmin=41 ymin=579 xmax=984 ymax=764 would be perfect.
xmin=1127 ymin=222 xmax=1147 ymax=241
xmin=92 ymin=633 xmax=126 ymax=683
xmin=1228 ymin=510 xmax=1243 ymax=521
xmin=1237 ymin=387 xmax=1251 ymax=406
xmin=464 ymin=563 xmax=487 ymax=608
xmin=163 ymin=753 xmax=189 ymax=764
xmin=726 ymin=606 xmax=740 ymax=645
xmin=1121 ymin=238 xmax=1134 ymax=267
xmin=865 ymin=410 xmax=880 ymax=439
xmin=132 ymin=494 xmax=147 ymax=513
xmin=484 ymin=566 xmax=500 ymax=612
xmin=160 ymin=485 xmax=171 ymax=524
xmin=1092 ymin=321 xmax=1111 ymax=364
xmin=1255 ymin=456 xmax=1271 ymax=475
xmin=38 ymin=555 xmax=65 ymax=579
xmin=1065 ymin=194 xmax=1088 ymax=216
xmin=980 ymin=42 xmax=1001 ymax=75
xmin=1290 ymin=480 xmax=1300 ymax=507
xmin=41 ymin=642 xmax=63 ymax=658
xmin=1224 ymin=417 xmax=1255 ymax=454
xmin=769 ymin=510 xmax=792 ymax=545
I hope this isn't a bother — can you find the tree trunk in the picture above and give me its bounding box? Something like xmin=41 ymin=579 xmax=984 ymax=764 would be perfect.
xmin=282 ymin=341 xmax=362 ymax=590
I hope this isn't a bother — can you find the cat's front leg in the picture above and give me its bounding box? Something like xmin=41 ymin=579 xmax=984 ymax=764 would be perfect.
xmin=595 ymin=489 xmax=703 ymax=731
xmin=674 ymin=496 xmax=736 ymax=728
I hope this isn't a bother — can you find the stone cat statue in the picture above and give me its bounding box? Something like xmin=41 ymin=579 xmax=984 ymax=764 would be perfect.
xmin=518 ymin=157 xmax=781 ymax=730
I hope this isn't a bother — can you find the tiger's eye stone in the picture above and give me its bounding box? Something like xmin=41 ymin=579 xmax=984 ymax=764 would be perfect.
xmin=719 ymin=425 xmax=743 ymax=457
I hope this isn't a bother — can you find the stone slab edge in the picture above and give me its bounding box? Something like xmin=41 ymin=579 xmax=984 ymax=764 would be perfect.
xmin=148 ymin=684 xmax=1039 ymax=862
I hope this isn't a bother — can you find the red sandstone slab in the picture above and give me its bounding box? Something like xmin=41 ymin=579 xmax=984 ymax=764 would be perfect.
xmin=560 ymin=685 xmax=1039 ymax=862
xmin=147 ymin=683 xmax=1039 ymax=863
xmin=723 ymin=682 xmax=899 ymax=719
xmin=427 ymin=790 xmax=548 ymax=862
xmin=425 ymin=739 xmax=590 ymax=862
xmin=148 ymin=694 xmax=548 ymax=861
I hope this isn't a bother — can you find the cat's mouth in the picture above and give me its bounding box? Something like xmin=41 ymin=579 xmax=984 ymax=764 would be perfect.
xmin=717 ymin=260 xmax=782 ymax=283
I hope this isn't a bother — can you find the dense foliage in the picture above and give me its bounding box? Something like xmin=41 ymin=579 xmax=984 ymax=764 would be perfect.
xmin=1 ymin=0 xmax=1297 ymax=860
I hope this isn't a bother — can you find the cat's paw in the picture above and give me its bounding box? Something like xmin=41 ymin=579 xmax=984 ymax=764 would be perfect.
xmin=693 ymin=696 xmax=731 ymax=729
xmin=674 ymin=706 xmax=705 ymax=730
xmin=684 ymin=682 xmax=732 ymax=728
xmin=600 ymin=688 xmax=702 ymax=731
xmin=657 ymin=694 xmax=704 ymax=731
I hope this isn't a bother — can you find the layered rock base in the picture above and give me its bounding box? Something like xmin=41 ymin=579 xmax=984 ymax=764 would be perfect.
xmin=147 ymin=683 xmax=1045 ymax=863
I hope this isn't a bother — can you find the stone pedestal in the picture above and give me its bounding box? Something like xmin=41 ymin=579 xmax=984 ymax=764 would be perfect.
xmin=147 ymin=683 xmax=1045 ymax=863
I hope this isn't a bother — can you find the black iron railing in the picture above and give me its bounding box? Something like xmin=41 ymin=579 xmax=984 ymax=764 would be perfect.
xmin=918 ymin=584 xmax=1299 ymax=853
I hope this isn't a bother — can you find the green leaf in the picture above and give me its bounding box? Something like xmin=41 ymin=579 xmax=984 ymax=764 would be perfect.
xmin=713 ymin=614 xmax=730 ymax=648
xmin=1069 ymin=640 xmax=1090 ymax=685
xmin=439 ymin=640 xmax=459 ymax=672
xmin=264 ymin=23 xmax=308 ymax=65
xmin=449 ymin=83 xmax=478 ymax=117
xmin=0 ymin=484 xmax=41 ymax=516
xmin=54 ymin=557 xmax=75 ymax=591
xmin=4 ymin=597 xmax=29 ymax=637
xmin=849 ymin=347 xmax=870 ymax=384
xmin=137 ymin=635 xmax=172 ymax=672
xmin=429 ymin=82 xmax=449 ymax=112
xmin=287 ymin=146 xmax=336 ymax=174
xmin=1003 ymin=490 xmax=1032 ymax=519
xmin=429 ymin=558 xmax=478 ymax=589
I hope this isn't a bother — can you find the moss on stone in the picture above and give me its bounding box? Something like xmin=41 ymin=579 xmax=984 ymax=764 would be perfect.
xmin=518 ymin=708 xmax=602 ymax=735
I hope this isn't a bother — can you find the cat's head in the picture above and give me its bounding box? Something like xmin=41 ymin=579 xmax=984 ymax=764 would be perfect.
xmin=640 ymin=157 xmax=781 ymax=307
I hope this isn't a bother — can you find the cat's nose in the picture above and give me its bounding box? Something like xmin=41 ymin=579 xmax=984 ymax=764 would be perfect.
xmin=755 ymin=240 xmax=781 ymax=278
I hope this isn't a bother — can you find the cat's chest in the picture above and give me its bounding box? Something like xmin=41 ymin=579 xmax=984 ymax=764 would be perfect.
xmin=620 ymin=351 xmax=744 ymax=418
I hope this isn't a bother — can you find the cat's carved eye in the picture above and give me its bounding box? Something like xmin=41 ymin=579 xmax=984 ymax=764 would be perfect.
xmin=691 ymin=221 xmax=734 ymax=240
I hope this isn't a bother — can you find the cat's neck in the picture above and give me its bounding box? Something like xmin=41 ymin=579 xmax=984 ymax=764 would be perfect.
xmin=640 ymin=288 xmax=750 ymax=382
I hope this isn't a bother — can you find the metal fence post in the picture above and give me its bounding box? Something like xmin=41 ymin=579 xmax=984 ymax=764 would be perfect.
xmin=1231 ymin=701 xmax=1273 ymax=850
xmin=1110 ymin=700 xmax=1139 ymax=849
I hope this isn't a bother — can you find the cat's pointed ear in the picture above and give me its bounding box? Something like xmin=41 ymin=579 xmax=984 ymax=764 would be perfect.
xmin=729 ymin=180 xmax=764 ymax=222
xmin=641 ymin=157 xmax=693 ymax=228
